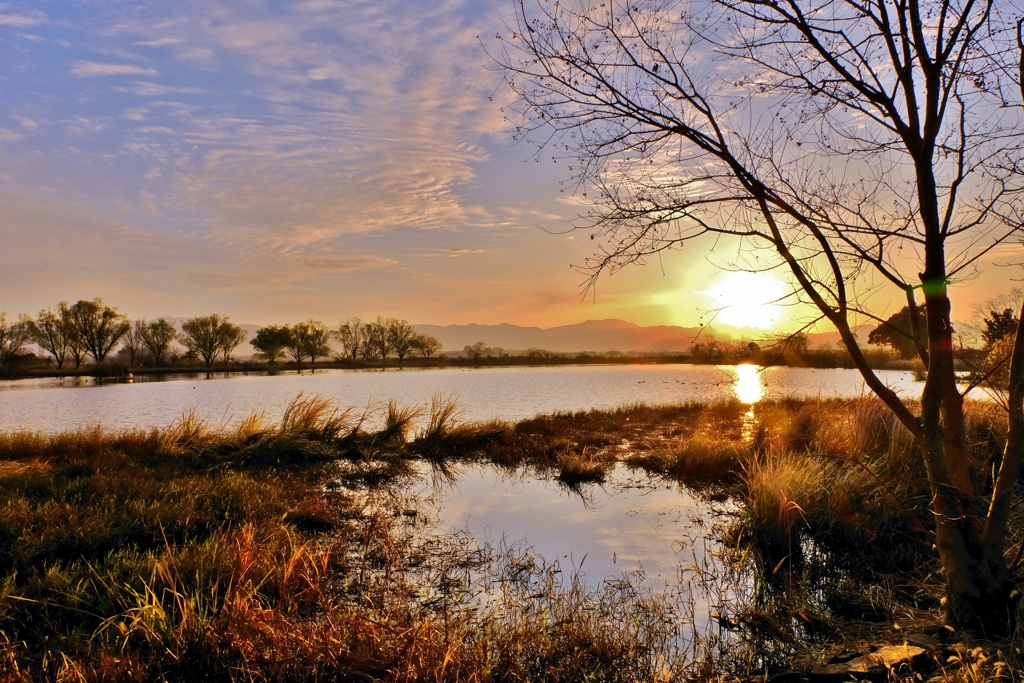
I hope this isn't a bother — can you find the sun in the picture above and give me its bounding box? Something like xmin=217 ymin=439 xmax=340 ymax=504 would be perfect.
xmin=701 ymin=271 xmax=787 ymax=329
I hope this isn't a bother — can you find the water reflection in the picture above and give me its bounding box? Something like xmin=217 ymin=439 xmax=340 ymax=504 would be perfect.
xmin=734 ymin=364 xmax=763 ymax=440
xmin=733 ymin=364 xmax=764 ymax=404
xmin=387 ymin=463 xmax=746 ymax=640
xmin=405 ymin=463 xmax=723 ymax=586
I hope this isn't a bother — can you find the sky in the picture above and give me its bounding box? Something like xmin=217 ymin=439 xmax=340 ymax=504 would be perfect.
xmin=0 ymin=0 xmax=1017 ymax=332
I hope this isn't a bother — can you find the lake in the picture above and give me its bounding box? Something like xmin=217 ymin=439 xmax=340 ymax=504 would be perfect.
xmin=0 ymin=364 xmax=923 ymax=433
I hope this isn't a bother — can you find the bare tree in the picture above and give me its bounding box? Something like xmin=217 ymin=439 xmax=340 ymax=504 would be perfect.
xmin=59 ymin=302 xmax=88 ymax=369
xmin=387 ymin=319 xmax=417 ymax=367
xmin=334 ymin=317 xmax=365 ymax=361
xmin=0 ymin=313 xmax=34 ymax=365
xmin=143 ymin=318 xmax=178 ymax=367
xmin=68 ymin=299 xmax=130 ymax=363
xmin=500 ymin=0 xmax=1024 ymax=632
xmin=121 ymin=319 xmax=147 ymax=367
xmin=33 ymin=307 xmax=71 ymax=369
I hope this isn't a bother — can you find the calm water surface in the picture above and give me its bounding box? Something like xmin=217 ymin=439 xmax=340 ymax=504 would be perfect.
xmin=0 ymin=364 xmax=923 ymax=433
xmin=403 ymin=462 xmax=728 ymax=587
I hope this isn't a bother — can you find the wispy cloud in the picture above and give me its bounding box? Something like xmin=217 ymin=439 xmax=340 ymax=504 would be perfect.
xmin=303 ymin=255 xmax=397 ymax=273
xmin=70 ymin=61 xmax=157 ymax=77
xmin=10 ymin=115 xmax=37 ymax=129
xmin=0 ymin=0 xmax=588 ymax=325
xmin=417 ymin=248 xmax=486 ymax=258
xmin=112 ymin=82 xmax=208 ymax=96
xmin=0 ymin=11 xmax=44 ymax=26
xmin=134 ymin=37 xmax=183 ymax=47
xmin=94 ymin=0 xmax=509 ymax=255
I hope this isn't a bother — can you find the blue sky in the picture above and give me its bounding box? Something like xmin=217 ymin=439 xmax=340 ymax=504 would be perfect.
xmin=0 ymin=0 xmax=724 ymax=327
xmin=0 ymin=1 xmax=1013 ymax=330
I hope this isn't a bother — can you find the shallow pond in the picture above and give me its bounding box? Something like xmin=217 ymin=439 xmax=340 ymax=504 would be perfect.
xmin=402 ymin=462 xmax=728 ymax=587
xmin=0 ymin=363 xmax=924 ymax=432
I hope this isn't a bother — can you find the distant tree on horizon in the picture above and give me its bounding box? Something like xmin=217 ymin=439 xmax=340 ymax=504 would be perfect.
xmin=388 ymin=319 xmax=416 ymax=367
xmin=0 ymin=312 xmax=34 ymax=365
xmin=284 ymin=324 xmax=307 ymax=364
xmin=334 ymin=317 xmax=364 ymax=362
xmin=143 ymin=318 xmax=178 ymax=367
xmin=291 ymin=320 xmax=332 ymax=364
xmin=982 ymin=309 xmax=1020 ymax=351
xmin=61 ymin=303 xmax=88 ymax=369
xmin=32 ymin=306 xmax=71 ymax=369
xmin=364 ymin=318 xmax=393 ymax=367
xmin=120 ymin=319 xmax=147 ymax=367
xmin=466 ymin=341 xmax=487 ymax=360
xmin=411 ymin=333 xmax=442 ymax=359
xmin=68 ymin=299 xmax=130 ymax=363
xmin=180 ymin=314 xmax=235 ymax=369
xmin=218 ymin=323 xmax=248 ymax=365
xmin=868 ymin=307 xmax=926 ymax=361
xmin=251 ymin=325 xmax=291 ymax=363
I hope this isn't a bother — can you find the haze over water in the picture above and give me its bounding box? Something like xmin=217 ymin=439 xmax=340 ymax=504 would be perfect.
xmin=0 ymin=364 xmax=924 ymax=433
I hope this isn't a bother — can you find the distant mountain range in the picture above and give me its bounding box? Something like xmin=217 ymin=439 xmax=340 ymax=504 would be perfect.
xmin=26 ymin=316 xmax=867 ymax=358
xmin=416 ymin=319 xmax=756 ymax=354
xmin=412 ymin=319 xmax=877 ymax=354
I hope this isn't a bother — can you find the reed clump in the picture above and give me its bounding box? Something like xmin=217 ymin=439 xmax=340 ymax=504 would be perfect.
xmin=628 ymin=432 xmax=748 ymax=491
xmin=555 ymin=445 xmax=612 ymax=486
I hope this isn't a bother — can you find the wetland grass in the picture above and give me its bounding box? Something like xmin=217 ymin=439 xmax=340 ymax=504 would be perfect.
xmin=1 ymin=395 xmax=1021 ymax=681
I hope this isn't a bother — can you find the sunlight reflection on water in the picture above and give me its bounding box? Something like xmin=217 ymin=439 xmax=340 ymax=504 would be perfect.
xmin=733 ymin=364 xmax=764 ymax=441
xmin=733 ymin=364 xmax=764 ymax=404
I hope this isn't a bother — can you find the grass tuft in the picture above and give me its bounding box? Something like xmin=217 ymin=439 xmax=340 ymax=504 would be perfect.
xmin=555 ymin=446 xmax=611 ymax=486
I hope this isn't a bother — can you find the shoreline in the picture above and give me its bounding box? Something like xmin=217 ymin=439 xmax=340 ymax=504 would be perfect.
xmin=0 ymin=351 xmax=922 ymax=382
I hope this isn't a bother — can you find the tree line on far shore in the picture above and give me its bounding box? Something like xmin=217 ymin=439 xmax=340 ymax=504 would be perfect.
xmin=1 ymin=297 xmax=1018 ymax=379
xmin=249 ymin=317 xmax=440 ymax=367
xmin=0 ymin=300 xmax=443 ymax=371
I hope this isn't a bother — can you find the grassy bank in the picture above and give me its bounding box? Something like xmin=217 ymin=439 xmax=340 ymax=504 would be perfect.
xmin=1 ymin=396 xmax=1021 ymax=680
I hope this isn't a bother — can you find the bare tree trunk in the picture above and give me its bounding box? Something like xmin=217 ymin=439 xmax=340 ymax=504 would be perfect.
xmin=972 ymin=297 xmax=1024 ymax=634
xmin=934 ymin=17 xmax=1024 ymax=635
xmin=920 ymin=280 xmax=1016 ymax=634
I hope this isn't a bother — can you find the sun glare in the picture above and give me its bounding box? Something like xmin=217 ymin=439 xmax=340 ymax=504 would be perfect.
xmin=702 ymin=272 xmax=786 ymax=328
xmin=734 ymin=364 xmax=764 ymax=404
